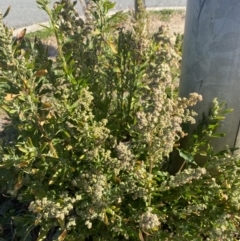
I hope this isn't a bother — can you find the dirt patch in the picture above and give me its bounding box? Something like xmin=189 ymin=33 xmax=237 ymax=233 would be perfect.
xmin=148 ymin=10 xmax=185 ymax=35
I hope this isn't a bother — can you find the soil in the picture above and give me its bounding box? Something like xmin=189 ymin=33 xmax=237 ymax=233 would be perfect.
xmin=148 ymin=10 xmax=185 ymax=35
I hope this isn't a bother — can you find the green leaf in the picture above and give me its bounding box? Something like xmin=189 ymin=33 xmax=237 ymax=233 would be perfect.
xmin=199 ymin=151 xmax=207 ymax=156
xmin=214 ymin=116 xmax=225 ymax=120
xmin=106 ymin=11 xmax=128 ymax=24
xmin=17 ymin=146 xmax=28 ymax=153
xmin=210 ymin=133 xmax=225 ymax=138
xmin=103 ymin=1 xmax=116 ymax=12
xmin=177 ymin=149 xmax=195 ymax=164
xmin=40 ymin=142 xmax=48 ymax=152
xmin=27 ymin=137 xmax=34 ymax=147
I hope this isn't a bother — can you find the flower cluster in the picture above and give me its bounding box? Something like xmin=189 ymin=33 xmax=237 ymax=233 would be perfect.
xmin=134 ymin=84 xmax=202 ymax=160
xmin=139 ymin=209 xmax=160 ymax=231
xmin=160 ymin=167 xmax=207 ymax=191
xmin=116 ymin=142 xmax=135 ymax=171
xmin=53 ymin=0 xmax=84 ymax=36
xmin=28 ymin=196 xmax=75 ymax=221
xmin=84 ymin=173 xmax=106 ymax=202
xmin=130 ymin=27 xmax=203 ymax=164
xmin=208 ymin=213 xmax=236 ymax=239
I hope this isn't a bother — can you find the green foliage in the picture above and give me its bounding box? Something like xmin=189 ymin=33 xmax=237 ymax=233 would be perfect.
xmin=0 ymin=1 xmax=240 ymax=241
xmin=26 ymin=28 xmax=54 ymax=40
xmin=0 ymin=7 xmax=12 ymax=105
xmin=176 ymin=99 xmax=236 ymax=172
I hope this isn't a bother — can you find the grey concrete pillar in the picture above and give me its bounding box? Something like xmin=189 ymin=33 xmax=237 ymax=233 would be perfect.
xmin=179 ymin=0 xmax=240 ymax=153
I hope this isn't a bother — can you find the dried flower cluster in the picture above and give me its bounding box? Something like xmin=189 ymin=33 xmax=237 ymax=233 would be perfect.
xmin=29 ymin=196 xmax=74 ymax=221
xmin=139 ymin=209 xmax=160 ymax=231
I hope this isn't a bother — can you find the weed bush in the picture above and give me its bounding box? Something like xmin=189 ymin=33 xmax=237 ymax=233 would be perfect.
xmin=1 ymin=0 xmax=240 ymax=240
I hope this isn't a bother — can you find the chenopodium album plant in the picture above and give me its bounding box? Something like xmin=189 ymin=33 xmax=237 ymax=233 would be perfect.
xmin=1 ymin=0 xmax=240 ymax=240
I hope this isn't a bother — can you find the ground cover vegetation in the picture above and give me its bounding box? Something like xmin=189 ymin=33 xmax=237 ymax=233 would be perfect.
xmin=0 ymin=0 xmax=240 ymax=240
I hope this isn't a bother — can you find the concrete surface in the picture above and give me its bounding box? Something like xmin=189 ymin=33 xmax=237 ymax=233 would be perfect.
xmin=179 ymin=0 xmax=240 ymax=153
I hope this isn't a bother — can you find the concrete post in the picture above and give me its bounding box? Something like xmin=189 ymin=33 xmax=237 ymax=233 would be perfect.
xmin=179 ymin=0 xmax=240 ymax=153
